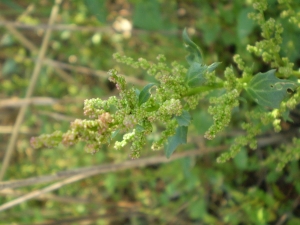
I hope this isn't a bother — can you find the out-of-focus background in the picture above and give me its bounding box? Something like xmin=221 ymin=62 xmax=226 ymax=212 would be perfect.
xmin=1 ymin=0 xmax=300 ymax=224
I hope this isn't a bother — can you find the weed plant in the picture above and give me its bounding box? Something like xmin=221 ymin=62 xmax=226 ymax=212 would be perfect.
xmin=1 ymin=0 xmax=300 ymax=224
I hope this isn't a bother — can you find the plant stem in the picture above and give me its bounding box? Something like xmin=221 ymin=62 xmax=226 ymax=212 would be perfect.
xmin=184 ymin=83 xmax=223 ymax=96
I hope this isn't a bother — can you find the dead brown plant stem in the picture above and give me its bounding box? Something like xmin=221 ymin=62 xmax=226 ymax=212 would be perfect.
xmin=0 ymin=16 xmax=76 ymax=85
xmin=0 ymin=18 xmax=36 ymax=51
xmin=0 ymin=0 xmax=62 ymax=181
xmin=0 ymin=147 xmax=226 ymax=212
xmin=0 ymin=147 xmax=225 ymax=190
xmin=0 ymin=21 xmax=181 ymax=36
xmin=45 ymin=59 xmax=147 ymax=86
xmin=0 ymin=189 xmax=91 ymax=204
xmin=0 ymin=97 xmax=59 ymax=108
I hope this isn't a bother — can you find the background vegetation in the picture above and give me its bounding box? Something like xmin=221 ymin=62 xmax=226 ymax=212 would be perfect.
xmin=0 ymin=0 xmax=300 ymax=224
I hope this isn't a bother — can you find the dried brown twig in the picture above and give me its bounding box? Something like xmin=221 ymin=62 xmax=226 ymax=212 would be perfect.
xmin=0 ymin=16 xmax=76 ymax=85
xmin=0 ymin=147 xmax=226 ymax=212
xmin=0 ymin=0 xmax=62 ymax=181
xmin=45 ymin=59 xmax=147 ymax=86
xmin=0 ymin=147 xmax=225 ymax=191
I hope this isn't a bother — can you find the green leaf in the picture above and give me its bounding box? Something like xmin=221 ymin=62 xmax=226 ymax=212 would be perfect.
xmin=135 ymin=124 xmax=145 ymax=132
xmin=111 ymin=130 xmax=119 ymax=139
xmin=135 ymin=88 xmax=140 ymax=98
xmin=245 ymin=69 xmax=298 ymax=108
xmin=133 ymin=0 xmax=163 ymax=30
xmin=84 ymin=0 xmax=107 ymax=23
xmin=237 ymin=8 xmax=255 ymax=40
xmin=2 ymin=59 xmax=17 ymax=76
xmin=233 ymin=148 xmax=248 ymax=170
xmin=176 ymin=110 xmax=191 ymax=126
xmin=186 ymin=62 xmax=207 ymax=87
xmin=165 ymin=126 xmax=188 ymax=158
xmin=183 ymin=28 xmax=203 ymax=65
xmin=287 ymin=218 xmax=300 ymax=225
xmin=145 ymin=105 xmax=159 ymax=112
xmin=192 ymin=110 xmax=213 ymax=135
xmin=188 ymin=199 xmax=206 ymax=219
xmin=282 ymin=110 xmax=293 ymax=122
xmin=104 ymin=174 xmax=117 ymax=195
xmin=202 ymin=23 xmax=221 ymax=45
xmin=207 ymin=62 xmax=221 ymax=73
xmin=138 ymin=83 xmax=155 ymax=106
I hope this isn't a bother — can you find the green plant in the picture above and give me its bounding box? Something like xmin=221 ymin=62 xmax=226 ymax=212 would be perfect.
xmin=31 ymin=0 xmax=300 ymax=169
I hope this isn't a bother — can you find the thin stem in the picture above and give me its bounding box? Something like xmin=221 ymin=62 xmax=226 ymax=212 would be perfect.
xmin=292 ymin=70 xmax=300 ymax=78
xmin=184 ymin=83 xmax=223 ymax=96
xmin=0 ymin=0 xmax=62 ymax=181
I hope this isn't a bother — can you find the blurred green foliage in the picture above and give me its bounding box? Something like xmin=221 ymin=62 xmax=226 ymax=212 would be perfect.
xmin=0 ymin=0 xmax=300 ymax=224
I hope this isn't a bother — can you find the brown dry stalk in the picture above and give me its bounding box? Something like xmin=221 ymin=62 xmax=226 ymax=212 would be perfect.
xmin=0 ymin=0 xmax=62 ymax=181
xmin=0 ymin=147 xmax=226 ymax=212
xmin=0 ymin=147 xmax=225 ymax=190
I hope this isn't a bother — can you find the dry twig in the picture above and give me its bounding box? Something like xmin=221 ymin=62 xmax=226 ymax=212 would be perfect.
xmin=0 ymin=147 xmax=226 ymax=212
xmin=0 ymin=0 xmax=62 ymax=181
